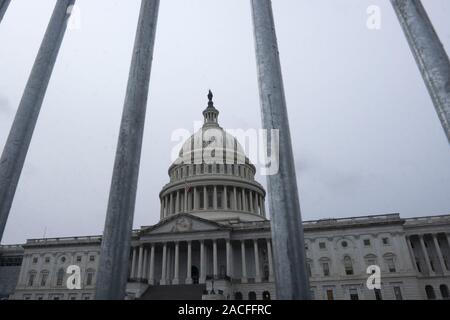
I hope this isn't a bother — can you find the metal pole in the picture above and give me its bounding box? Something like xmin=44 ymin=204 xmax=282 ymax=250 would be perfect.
xmin=391 ymin=0 xmax=450 ymax=143
xmin=0 ymin=0 xmax=11 ymax=23
xmin=0 ymin=0 xmax=75 ymax=242
xmin=250 ymin=0 xmax=310 ymax=300
xmin=95 ymin=0 xmax=160 ymax=300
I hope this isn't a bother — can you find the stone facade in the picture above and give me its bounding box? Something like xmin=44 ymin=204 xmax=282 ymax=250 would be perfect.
xmin=1 ymin=99 xmax=449 ymax=300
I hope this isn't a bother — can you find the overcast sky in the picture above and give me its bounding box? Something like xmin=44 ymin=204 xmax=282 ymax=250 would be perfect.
xmin=1 ymin=0 xmax=450 ymax=245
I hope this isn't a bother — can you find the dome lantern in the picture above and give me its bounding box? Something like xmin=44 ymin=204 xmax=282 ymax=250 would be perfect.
xmin=203 ymin=90 xmax=220 ymax=127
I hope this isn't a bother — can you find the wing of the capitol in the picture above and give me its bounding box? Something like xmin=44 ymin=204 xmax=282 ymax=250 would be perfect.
xmin=0 ymin=95 xmax=449 ymax=301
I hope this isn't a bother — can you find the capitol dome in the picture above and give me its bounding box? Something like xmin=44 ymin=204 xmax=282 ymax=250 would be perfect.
xmin=159 ymin=91 xmax=267 ymax=223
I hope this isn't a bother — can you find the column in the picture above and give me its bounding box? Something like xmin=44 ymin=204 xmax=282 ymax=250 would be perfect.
xmin=173 ymin=242 xmax=180 ymax=284
xmin=193 ymin=187 xmax=198 ymax=210
xmin=405 ymin=236 xmax=419 ymax=272
xmin=261 ymin=196 xmax=266 ymax=217
xmin=200 ymin=241 xmax=206 ymax=284
xmin=251 ymin=0 xmax=310 ymax=299
xmin=186 ymin=241 xmax=192 ymax=284
xmin=255 ymin=194 xmax=260 ymax=214
xmin=241 ymin=241 xmax=248 ymax=283
xmin=169 ymin=193 xmax=174 ymax=215
xmin=175 ymin=191 xmax=180 ymax=213
xmin=184 ymin=190 xmax=188 ymax=213
xmin=142 ymin=247 xmax=148 ymax=280
xmin=148 ymin=244 xmax=155 ymax=285
xmin=0 ymin=0 xmax=76 ymax=242
xmin=432 ymin=234 xmax=448 ymax=274
xmin=0 ymin=0 xmax=11 ymax=23
xmin=226 ymin=240 xmax=232 ymax=278
xmin=203 ymin=186 xmax=207 ymax=210
xmin=213 ymin=240 xmax=218 ymax=278
xmin=391 ymin=0 xmax=450 ymax=143
xmin=419 ymin=235 xmax=434 ymax=275
xmin=213 ymin=186 xmax=218 ymax=210
xmin=223 ymin=186 xmax=228 ymax=210
xmin=130 ymin=247 xmax=137 ymax=279
xmin=137 ymin=246 xmax=144 ymax=279
xmin=233 ymin=187 xmax=238 ymax=211
xmin=160 ymin=198 xmax=164 ymax=219
xmin=254 ymin=240 xmax=261 ymax=283
xmin=267 ymin=239 xmax=275 ymax=281
xmin=241 ymin=189 xmax=246 ymax=211
xmin=163 ymin=196 xmax=167 ymax=217
xmin=249 ymin=191 xmax=254 ymax=212
xmin=160 ymin=243 xmax=167 ymax=285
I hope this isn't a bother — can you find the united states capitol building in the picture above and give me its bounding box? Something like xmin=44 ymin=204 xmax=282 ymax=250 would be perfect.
xmin=1 ymin=96 xmax=449 ymax=301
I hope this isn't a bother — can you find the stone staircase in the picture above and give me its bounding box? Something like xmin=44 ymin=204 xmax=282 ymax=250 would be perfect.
xmin=139 ymin=284 xmax=207 ymax=300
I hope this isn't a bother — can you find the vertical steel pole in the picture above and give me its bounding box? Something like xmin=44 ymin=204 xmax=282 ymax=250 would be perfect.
xmin=95 ymin=0 xmax=160 ymax=300
xmin=0 ymin=0 xmax=11 ymax=23
xmin=0 ymin=0 xmax=75 ymax=242
xmin=391 ymin=0 xmax=450 ymax=143
xmin=250 ymin=0 xmax=310 ymax=300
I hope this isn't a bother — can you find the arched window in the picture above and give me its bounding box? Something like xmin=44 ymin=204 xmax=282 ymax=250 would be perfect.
xmin=248 ymin=292 xmax=257 ymax=300
xmin=234 ymin=292 xmax=243 ymax=300
xmin=440 ymin=285 xmax=449 ymax=300
xmin=425 ymin=285 xmax=436 ymax=300
xmin=263 ymin=291 xmax=271 ymax=300
xmin=56 ymin=268 xmax=65 ymax=286
xmin=344 ymin=256 xmax=354 ymax=275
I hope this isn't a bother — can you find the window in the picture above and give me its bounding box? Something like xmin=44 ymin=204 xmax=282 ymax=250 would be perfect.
xmin=76 ymin=256 xmax=82 ymax=263
xmin=60 ymin=256 xmax=66 ymax=263
xmin=326 ymin=290 xmax=334 ymax=300
xmin=374 ymin=289 xmax=383 ymax=300
xmin=28 ymin=272 xmax=36 ymax=287
xmin=386 ymin=257 xmax=396 ymax=273
xmin=344 ymin=256 xmax=354 ymax=275
xmin=86 ymin=270 xmax=95 ymax=286
xmin=45 ymin=257 xmax=50 ymax=264
xmin=349 ymin=289 xmax=359 ymax=300
xmin=32 ymin=257 xmax=38 ymax=264
xmin=394 ymin=287 xmax=403 ymax=300
xmin=382 ymin=238 xmax=390 ymax=246
xmin=341 ymin=241 xmax=348 ymax=248
xmin=56 ymin=268 xmax=65 ymax=286
xmin=440 ymin=285 xmax=449 ymax=300
xmin=319 ymin=242 xmax=326 ymax=250
xmin=322 ymin=262 xmax=330 ymax=277
xmin=364 ymin=239 xmax=371 ymax=246
xmin=217 ymin=190 xmax=223 ymax=209
xmin=262 ymin=291 xmax=271 ymax=301
xmin=248 ymin=292 xmax=257 ymax=300
xmin=89 ymin=255 xmax=95 ymax=262
xmin=40 ymin=271 xmax=49 ymax=287
xmin=234 ymin=292 xmax=243 ymax=300
xmin=207 ymin=188 xmax=214 ymax=208
xmin=425 ymin=285 xmax=436 ymax=300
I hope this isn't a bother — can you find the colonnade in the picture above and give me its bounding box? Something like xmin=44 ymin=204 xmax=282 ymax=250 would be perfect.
xmin=160 ymin=185 xmax=266 ymax=219
xmin=129 ymin=238 xmax=274 ymax=285
xmin=407 ymin=233 xmax=450 ymax=276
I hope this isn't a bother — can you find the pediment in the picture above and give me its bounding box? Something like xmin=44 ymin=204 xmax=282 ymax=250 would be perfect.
xmin=141 ymin=214 xmax=228 ymax=236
